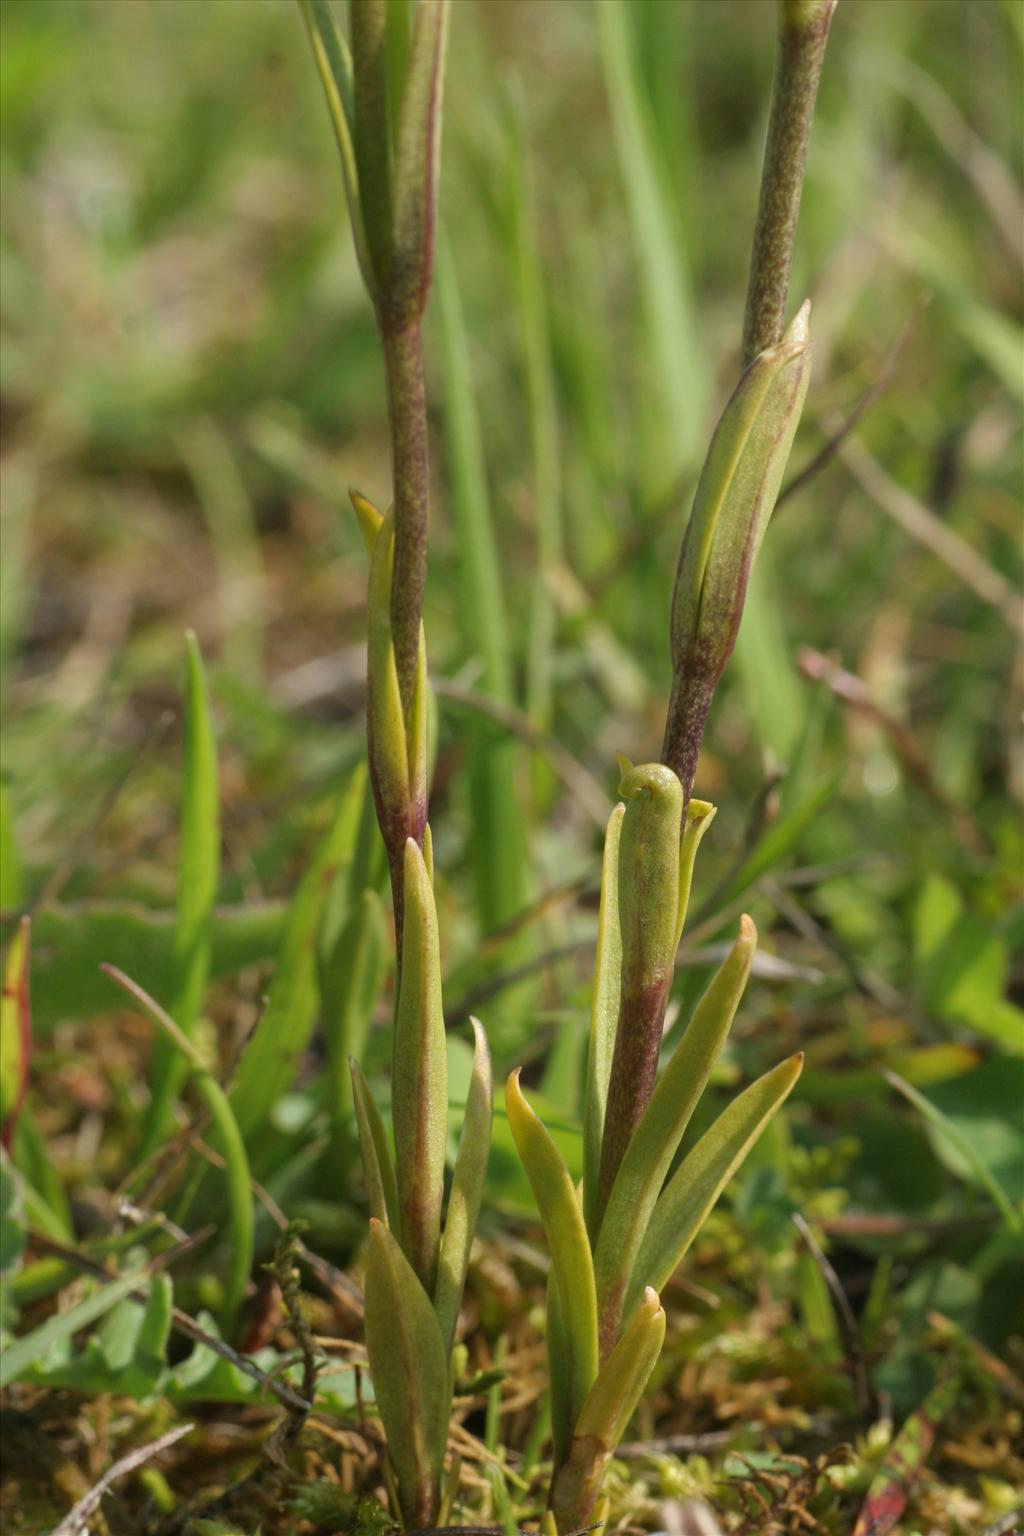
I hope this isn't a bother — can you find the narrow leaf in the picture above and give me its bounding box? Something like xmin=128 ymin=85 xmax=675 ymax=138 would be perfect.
xmin=142 ymin=631 xmax=219 ymax=1156
xmin=393 ymin=838 xmax=448 ymax=1290
xmin=1 ymin=918 xmax=30 ymax=1151
xmin=435 ymin=1017 xmax=492 ymax=1353
xmin=364 ymin=1219 xmax=450 ymax=1529
xmin=230 ymin=772 xmax=366 ymax=1140
xmin=595 ymin=917 xmax=756 ymax=1353
xmin=674 ymin=798 xmax=716 ymax=949
xmin=505 ymin=1069 xmax=598 ymax=1426
xmin=391 ymin=0 xmax=449 ymax=323
xmin=583 ymin=803 xmax=624 ymax=1240
xmin=628 ymin=1051 xmax=804 ymax=1315
xmin=350 ymin=1058 xmax=400 ymax=1230
xmin=550 ymin=1289 xmax=665 ymax=1534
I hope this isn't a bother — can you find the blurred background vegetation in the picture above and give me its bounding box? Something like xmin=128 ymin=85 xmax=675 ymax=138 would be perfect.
xmin=1 ymin=1 xmax=1021 ymax=1533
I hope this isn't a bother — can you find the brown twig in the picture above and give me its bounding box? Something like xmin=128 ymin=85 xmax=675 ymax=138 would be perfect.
xmin=50 ymin=1422 xmax=195 ymax=1536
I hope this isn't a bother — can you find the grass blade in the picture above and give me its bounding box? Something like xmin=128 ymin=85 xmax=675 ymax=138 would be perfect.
xmin=141 ymin=632 xmax=219 ymax=1157
xmin=350 ymin=1057 xmax=400 ymax=1230
xmin=583 ymin=804 xmax=624 ymax=1240
xmin=229 ymin=772 xmax=366 ymax=1142
xmin=0 ymin=1268 xmax=148 ymax=1389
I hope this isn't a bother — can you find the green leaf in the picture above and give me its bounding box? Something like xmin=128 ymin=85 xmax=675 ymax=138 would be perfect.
xmin=595 ymin=918 xmax=756 ymax=1351
xmin=550 ymin=1288 xmax=665 ymax=1534
xmin=350 ymin=0 xmax=393 ymax=297
xmin=583 ymin=803 xmax=624 ymax=1240
xmin=24 ymin=900 xmax=283 ymax=1035
xmin=364 ymin=1219 xmax=450 ymax=1529
xmin=322 ymin=887 xmax=387 ymax=1177
xmin=628 ymin=1051 xmax=805 ymax=1314
xmin=1 ymin=917 xmax=30 ymax=1144
xmin=390 ymin=0 xmax=449 ymax=325
xmin=393 ymin=837 xmax=448 ymax=1291
xmin=350 ymin=1058 xmax=400 ymax=1231
xmin=505 ymin=1070 xmax=598 ymax=1429
xmin=435 ymin=1018 xmax=492 ymax=1354
xmin=142 ymin=632 xmax=219 ymax=1155
xmin=435 ymin=234 xmax=529 ymax=930
xmin=600 ymin=0 xmax=706 ymax=481
xmin=0 ymin=1268 xmax=148 ymax=1389
xmin=888 ymin=1066 xmax=1023 ymax=1235
xmin=299 ymin=0 xmax=374 ymax=290
xmin=0 ymin=1150 xmax=25 ymax=1281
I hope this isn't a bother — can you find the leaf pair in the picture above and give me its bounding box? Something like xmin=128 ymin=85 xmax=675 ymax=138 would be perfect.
xmin=509 ymin=778 xmax=803 ymax=1531
xmin=354 ymin=490 xmax=431 ymax=934
xmin=300 ymin=0 xmax=449 ymax=330
xmin=351 ymin=836 xmax=493 ymax=1527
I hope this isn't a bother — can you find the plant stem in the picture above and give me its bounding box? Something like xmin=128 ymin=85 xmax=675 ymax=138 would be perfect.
xmin=741 ymin=0 xmax=836 ymax=366
xmin=381 ymin=317 xmax=430 ymax=722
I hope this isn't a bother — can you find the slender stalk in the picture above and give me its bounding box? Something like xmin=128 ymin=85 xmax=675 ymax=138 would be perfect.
xmin=741 ymin=0 xmax=837 ymax=365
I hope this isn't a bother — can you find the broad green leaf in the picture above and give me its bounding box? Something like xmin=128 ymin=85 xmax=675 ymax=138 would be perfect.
xmin=350 ymin=1058 xmax=399 ymax=1230
xmin=364 ymin=1219 xmax=450 ymax=1529
xmin=435 ymin=1018 xmax=492 ymax=1353
xmin=0 ymin=1268 xmax=148 ymax=1389
xmin=550 ymin=1289 xmax=665 ymax=1533
xmin=505 ymin=1070 xmax=598 ymax=1427
xmin=583 ymin=803 xmax=624 ymax=1240
xmin=393 ymin=837 xmax=447 ymax=1290
xmin=143 ymin=633 xmax=219 ymax=1155
xmin=888 ymin=1066 xmax=1023 ymax=1235
xmin=595 ymin=918 xmax=756 ymax=1349
xmin=628 ymin=1052 xmax=804 ymax=1314
xmin=25 ymin=900 xmax=283 ymax=1035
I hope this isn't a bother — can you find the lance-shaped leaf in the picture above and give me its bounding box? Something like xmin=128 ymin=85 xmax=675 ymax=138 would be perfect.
xmin=626 ymin=1051 xmax=803 ymax=1318
xmin=505 ymin=1070 xmax=598 ymax=1427
xmin=299 ymin=0 xmax=374 ymax=294
xmin=364 ymin=1218 xmax=450 ymax=1529
xmin=597 ymin=762 xmax=684 ymax=1218
xmin=663 ymin=305 xmax=812 ymax=791
xmin=550 ymin=1288 xmax=666 ymax=1534
xmin=546 ymin=1268 xmax=573 ymax=1470
xmin=390 ymin=0 xmax=449 ymax=327
xmin=674 ymin=798 xmax=716 ymax=949
xmin=350 ymin=1057 xmax=400 ymax=1231
xmin=583 ymin=803 xmax=624 ymax=1240
xmin=350 ymin=0 xmax=393 ymax=297
xmin=434 ymin=1017 xmax=492 ymax=1353
xmin=595 ymin=917 xmax=756 ymax=1355
xmin=1 ymin=919 xmax=31 ymax=1152
xmin=393 ymin=837 xmax=447 ymax=1290
xmin=365 ymin=507 xmax=428 ymax=874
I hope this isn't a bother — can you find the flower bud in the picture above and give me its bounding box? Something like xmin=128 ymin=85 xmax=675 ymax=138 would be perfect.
xmin=664 ymin=303 xmax=812 ymax=795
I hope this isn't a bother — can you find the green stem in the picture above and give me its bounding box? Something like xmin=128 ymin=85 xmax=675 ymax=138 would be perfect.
xmin=741 ymin=0 xmax=836 ymax=366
